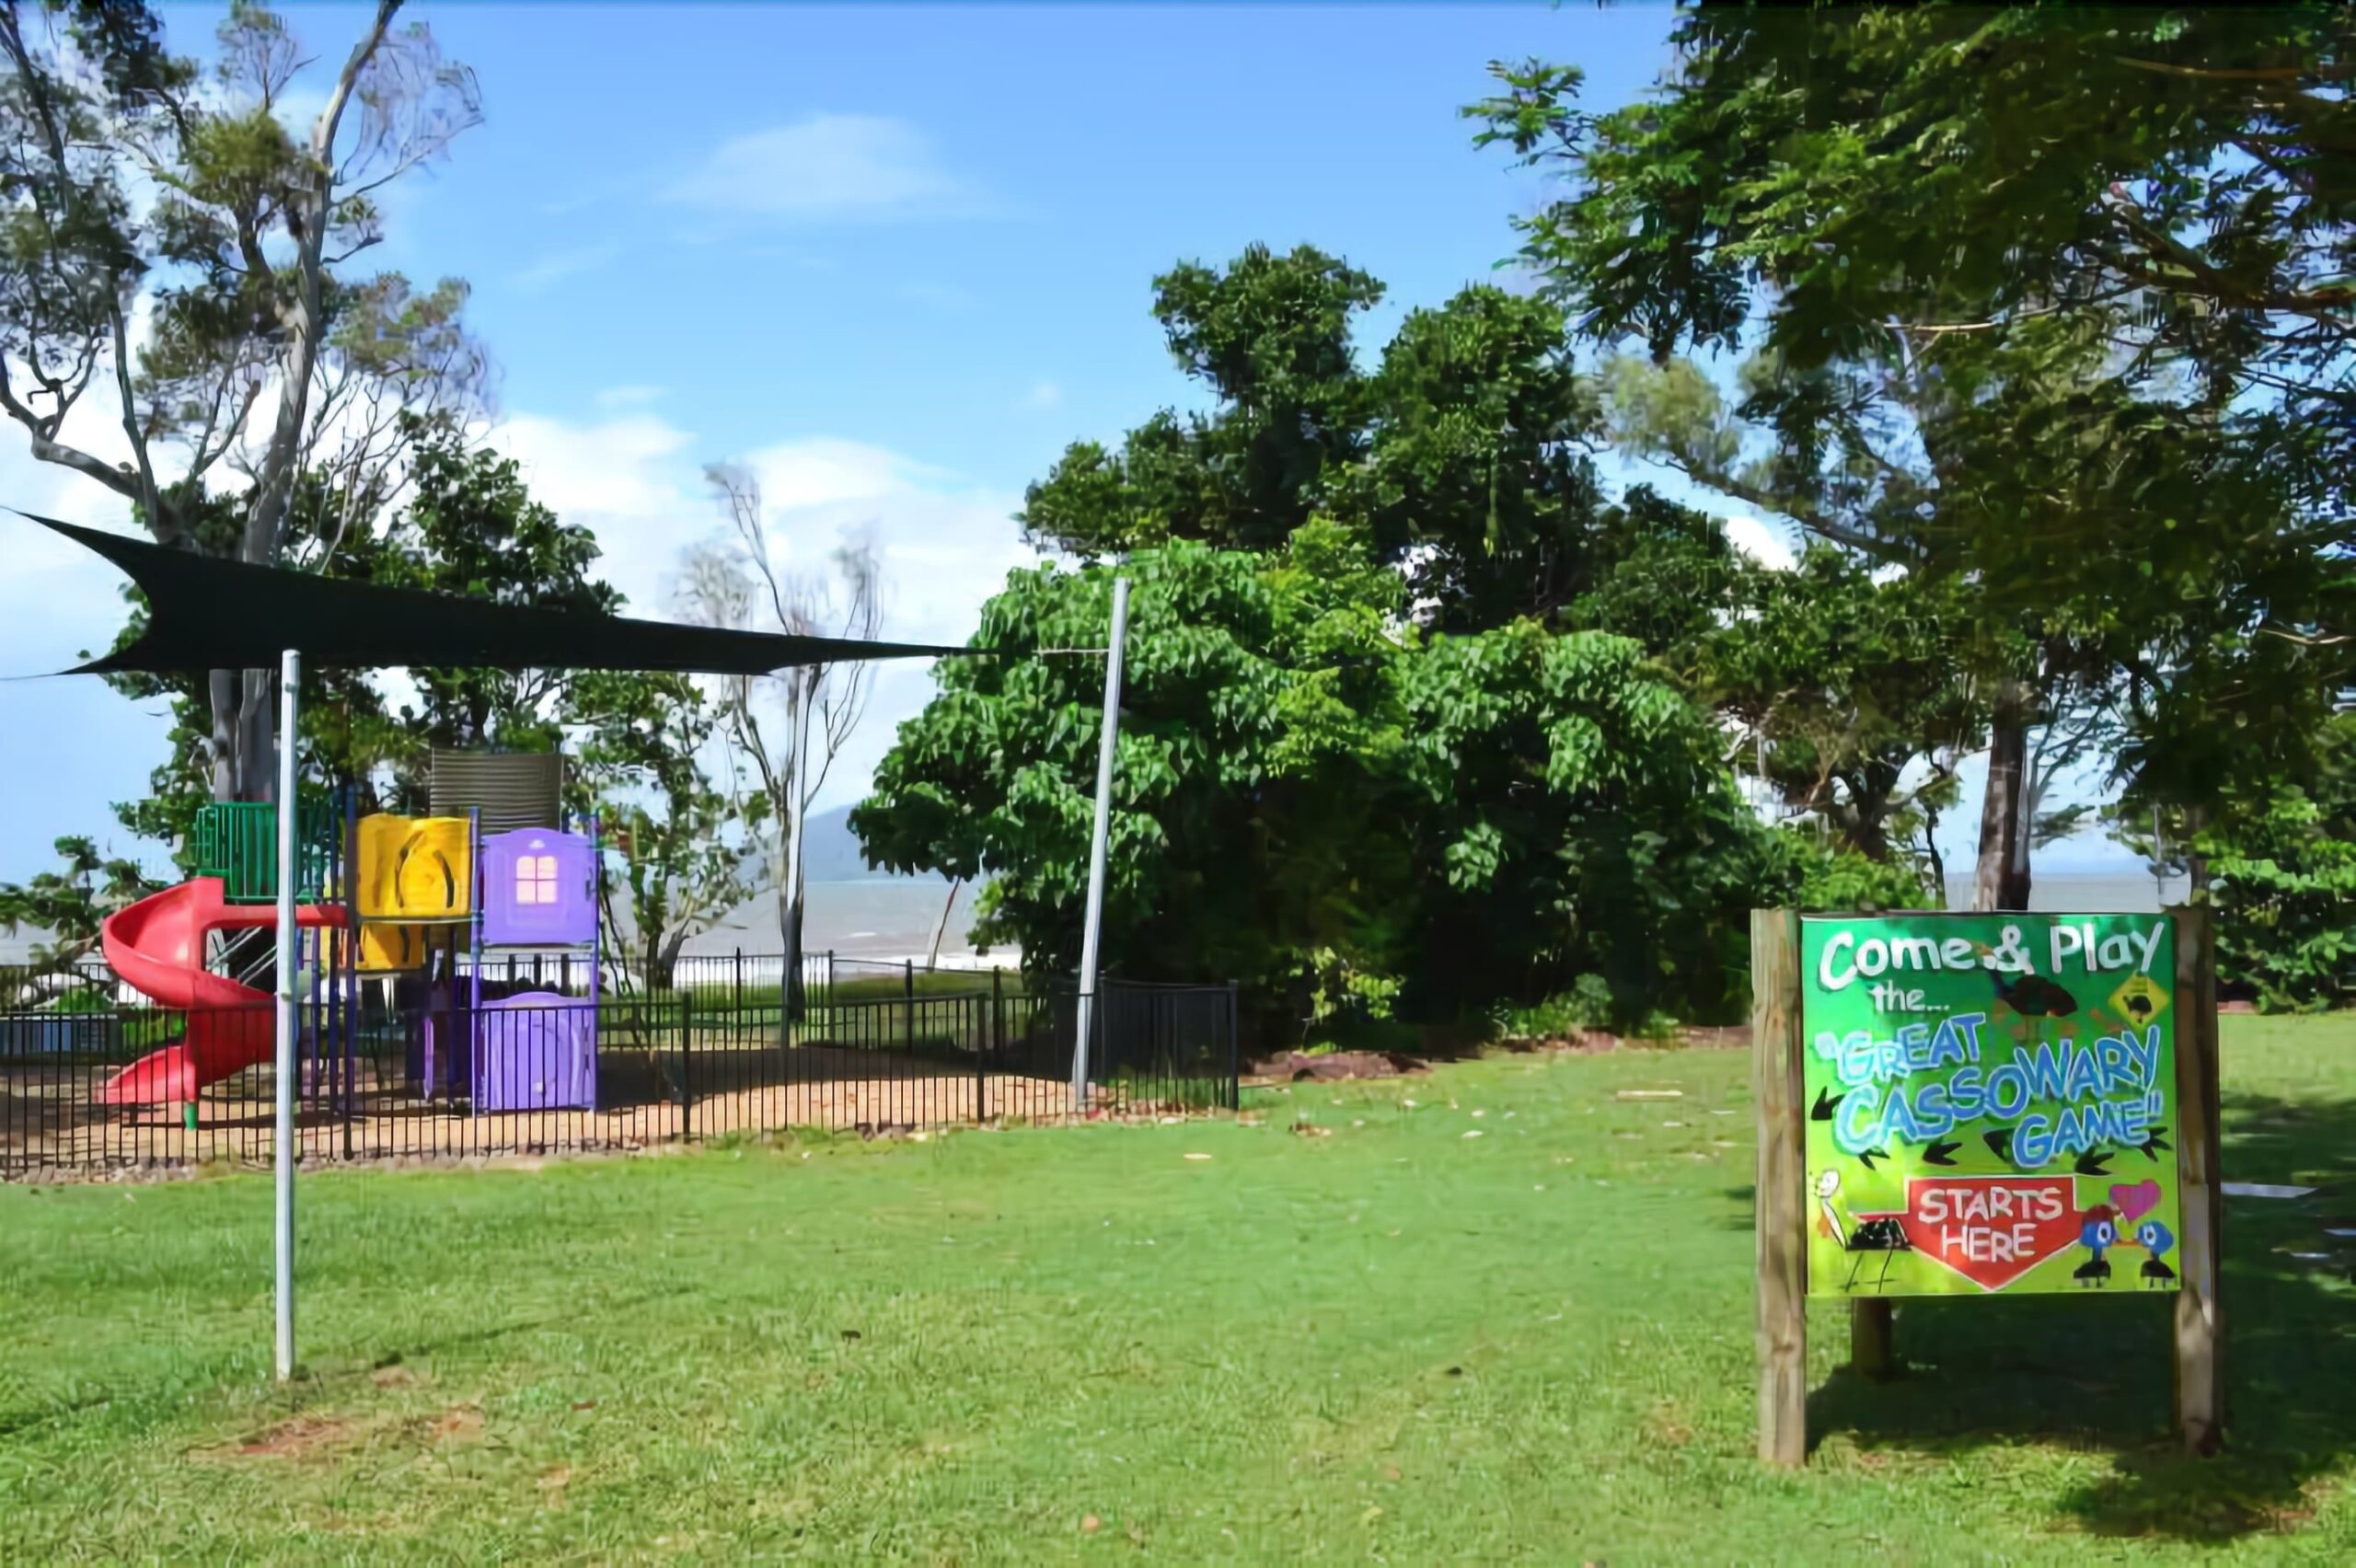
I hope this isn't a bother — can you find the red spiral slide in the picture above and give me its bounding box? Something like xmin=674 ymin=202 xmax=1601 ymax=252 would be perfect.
xmin=98 ymin=878 xmax=344 ymax=1106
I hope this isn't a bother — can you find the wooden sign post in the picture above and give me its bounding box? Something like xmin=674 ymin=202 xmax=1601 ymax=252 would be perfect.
xmin=1751 ymin=905 xmax=2223 ymax=1467
xmin=2170 ymin=905 xmax=2224 ymax=1456
xmin=1751 ymin=908 xmax=1809 ymax=1467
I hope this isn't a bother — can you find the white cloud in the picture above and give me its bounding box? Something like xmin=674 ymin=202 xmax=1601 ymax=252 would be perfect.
xmin=1023 ymin=381 xmax=1062 ymax=409
xmin=482 ymin=410 xmax=700 ymax=611
xmin=512 ymin=241 xmax=622 ymax=292
xmin=482 ymin=414 xmax=1032 ymax=813
xmin=664 ymin=113 xmax=973 ymax=220
xmin=489 ymin=411 xmax=696 ymax=520
xmin=743 ymin=437 xmax=956 ymax=513
xmin=1724 ymin=514 xmax=1797 ymax=571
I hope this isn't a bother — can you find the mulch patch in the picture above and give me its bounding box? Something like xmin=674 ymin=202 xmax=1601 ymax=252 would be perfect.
xmin=1496 ymin=1023 xmax=1752 ymax=1055
xmin=1251 ymin=1050 xmax=1429 ymax=1084
xmin=1250 ymin=1024 xmax=1753 ymax=1083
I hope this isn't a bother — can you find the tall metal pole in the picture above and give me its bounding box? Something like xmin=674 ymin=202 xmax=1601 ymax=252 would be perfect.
xmin=273 ymin=649 xmax=300 ymax=1381
xmin=1072 ymin=577 xmax=1130 ymax=1111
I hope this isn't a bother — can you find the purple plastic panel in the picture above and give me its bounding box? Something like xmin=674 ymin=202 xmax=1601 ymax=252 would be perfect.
xmin=479 ymin=828 xmax=597 ymax=947
xmin=471 ymin=993 xmax=597 ymax=1112
xmin=420 ymin=987 xmax=468 ymax=1096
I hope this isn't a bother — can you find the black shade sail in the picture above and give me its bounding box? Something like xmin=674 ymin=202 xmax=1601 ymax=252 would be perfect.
xmin=22 ymin=513 xmax=978 ymax=676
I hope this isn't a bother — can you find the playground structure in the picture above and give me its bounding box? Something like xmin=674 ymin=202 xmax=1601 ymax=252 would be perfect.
xmin=6 ymin=753 xmax=1239 ymax=1179
xmin=87 ymin=755 xmax=607 ymax=1124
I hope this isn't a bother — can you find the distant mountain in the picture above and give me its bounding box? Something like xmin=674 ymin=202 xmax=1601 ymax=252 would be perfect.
xmin=800 ymin=803 xmax=941 ymax=883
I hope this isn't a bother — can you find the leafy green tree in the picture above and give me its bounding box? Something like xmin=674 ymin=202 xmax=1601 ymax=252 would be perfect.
xmin=2109 ymin=715 xmax=2356 ymax=1011
xmin=1469 ymin=9 xmax=2350 ymax=442
xmin=1361 ymin=284 xmax=1607 ymax=628
xmin=1469 ymin=13 xmax=2352 ymax=911
xmin=564 ymin=671 xmax=758 ymax=993
xmin=856 ymin=525 xmax=1412 ymax=1006
xmin=1022 ymin=244 xmax=1733 ymax=641
xmin=1020 ymin=244 xmax=1383 ymax=559
xmin=1700 ymin=546 xmax=1983 ymax=876
xmin=0 ymin=0 xmax=487 ymax=800
xmin=857 ymin=520 xmax=1786 ymax=1030
xmin=382 ymin=415 xmax=621 ymax=776
xmin=1397 ymin=619 xmax=1781 ymax=1025
xmin=2201 ymin=790 xmax=2356 ymax=1012
xmin=1599 ymin=336 xmax=2144 ymax=908
xmin=894 ymin=242 xmax=1813 ymax=1027
xmin=1553 ymin=484 xmax=1736 ymax=662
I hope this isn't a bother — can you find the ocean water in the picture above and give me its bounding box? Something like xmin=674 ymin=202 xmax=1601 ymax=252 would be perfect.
xmin=663 ymin=869 xmax=2192 ymax=972
xmin=1938 ymin=870 xmax=2189 ymax=914
xmin=679 ymin=879 xmax=1001 ymax=966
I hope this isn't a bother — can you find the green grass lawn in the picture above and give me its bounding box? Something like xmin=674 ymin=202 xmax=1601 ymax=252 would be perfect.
xmin=3 ymin=1016 xmax=2352 ymax=1562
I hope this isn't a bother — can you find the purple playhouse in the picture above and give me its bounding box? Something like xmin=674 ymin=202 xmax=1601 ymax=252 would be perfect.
xmin=415 ymin=824 xmax=605 ymax=1113
xmin=475 ymin=826 xmax=599 ymax=1112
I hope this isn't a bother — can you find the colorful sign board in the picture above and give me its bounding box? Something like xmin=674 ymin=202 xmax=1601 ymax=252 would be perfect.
xmin=1801 ymin=914 xmax=2180 ymax=1297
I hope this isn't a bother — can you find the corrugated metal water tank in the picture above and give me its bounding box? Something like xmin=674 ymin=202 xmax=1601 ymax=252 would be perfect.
xmin=428 ymin=750 xmax=563 ymax=835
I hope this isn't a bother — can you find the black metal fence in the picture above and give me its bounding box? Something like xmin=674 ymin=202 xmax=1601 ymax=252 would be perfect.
xmin=1 ymin=978 xmax=1237 ymax=1179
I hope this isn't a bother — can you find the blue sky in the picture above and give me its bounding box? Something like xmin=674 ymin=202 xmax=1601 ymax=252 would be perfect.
xmin=0 ymin=1 xmax=2132 ymax=884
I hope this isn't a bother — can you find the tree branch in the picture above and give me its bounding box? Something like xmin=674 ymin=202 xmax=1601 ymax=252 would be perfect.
xmin=243 ymin=0 xmax=402 ymax=565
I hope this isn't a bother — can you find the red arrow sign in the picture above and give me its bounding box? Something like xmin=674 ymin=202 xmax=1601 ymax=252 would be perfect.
xmin=1891 ymin=1175 xmax=2085 ymax=1291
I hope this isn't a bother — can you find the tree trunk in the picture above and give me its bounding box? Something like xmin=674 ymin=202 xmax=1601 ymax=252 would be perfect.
xmin=785 ymin=870 xmax=807 ymax=1019
xmin=244 ymin=669 xmax=274 ymax=801
xmin=201 ymin=670 xmax=275 ymax=802
xmin=213 ymin=3 xmax=401 ymax=808
xmin=658 ymin=929 xmax=690 ymax=991
xmin=209 ymin=670 xmax=240 ymax=801
xmin=1971 ymin=686 xmax=2033 ymax=912
xmin=781 ymin=674 xmax=814 ymax=1020
xmin=1922 ymin=800 xmax=1947 ymax=904
xmin=2185 ymin=804 xmax=2212 ymax=900
xmin=929 ymin=878 xmax=962 ymax=972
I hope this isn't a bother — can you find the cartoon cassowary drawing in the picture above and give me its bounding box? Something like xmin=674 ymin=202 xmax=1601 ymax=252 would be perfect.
xmin=2074 ymin=1203 xmax=2119 ymax=1287
xmin=1993 ymin=969 xmax=2080 ymax=1019
xmin=1969 ymin=942 xmax=2082 ymax=1041
xmin=2135 ymin=1219 xmax=2177 ymax=1286
xmin=1815 ymin=1170 xmax=1845 ymax=1240
xmin=1816 ymin=1169 xmax=1911 ymax=1293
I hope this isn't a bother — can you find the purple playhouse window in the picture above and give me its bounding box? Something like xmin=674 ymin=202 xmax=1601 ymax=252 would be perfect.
xmin=479 ymin=828 xmax=597 ymax=947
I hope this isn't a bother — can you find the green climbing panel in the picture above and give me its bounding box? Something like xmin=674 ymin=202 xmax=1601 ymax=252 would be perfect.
xmin=191 ymin=801 xmax=335 ymax=904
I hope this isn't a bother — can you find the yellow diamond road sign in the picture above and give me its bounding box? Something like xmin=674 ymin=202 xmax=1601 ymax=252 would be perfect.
xmin=2109 ymin=974 xmax=2169 ymax=1027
